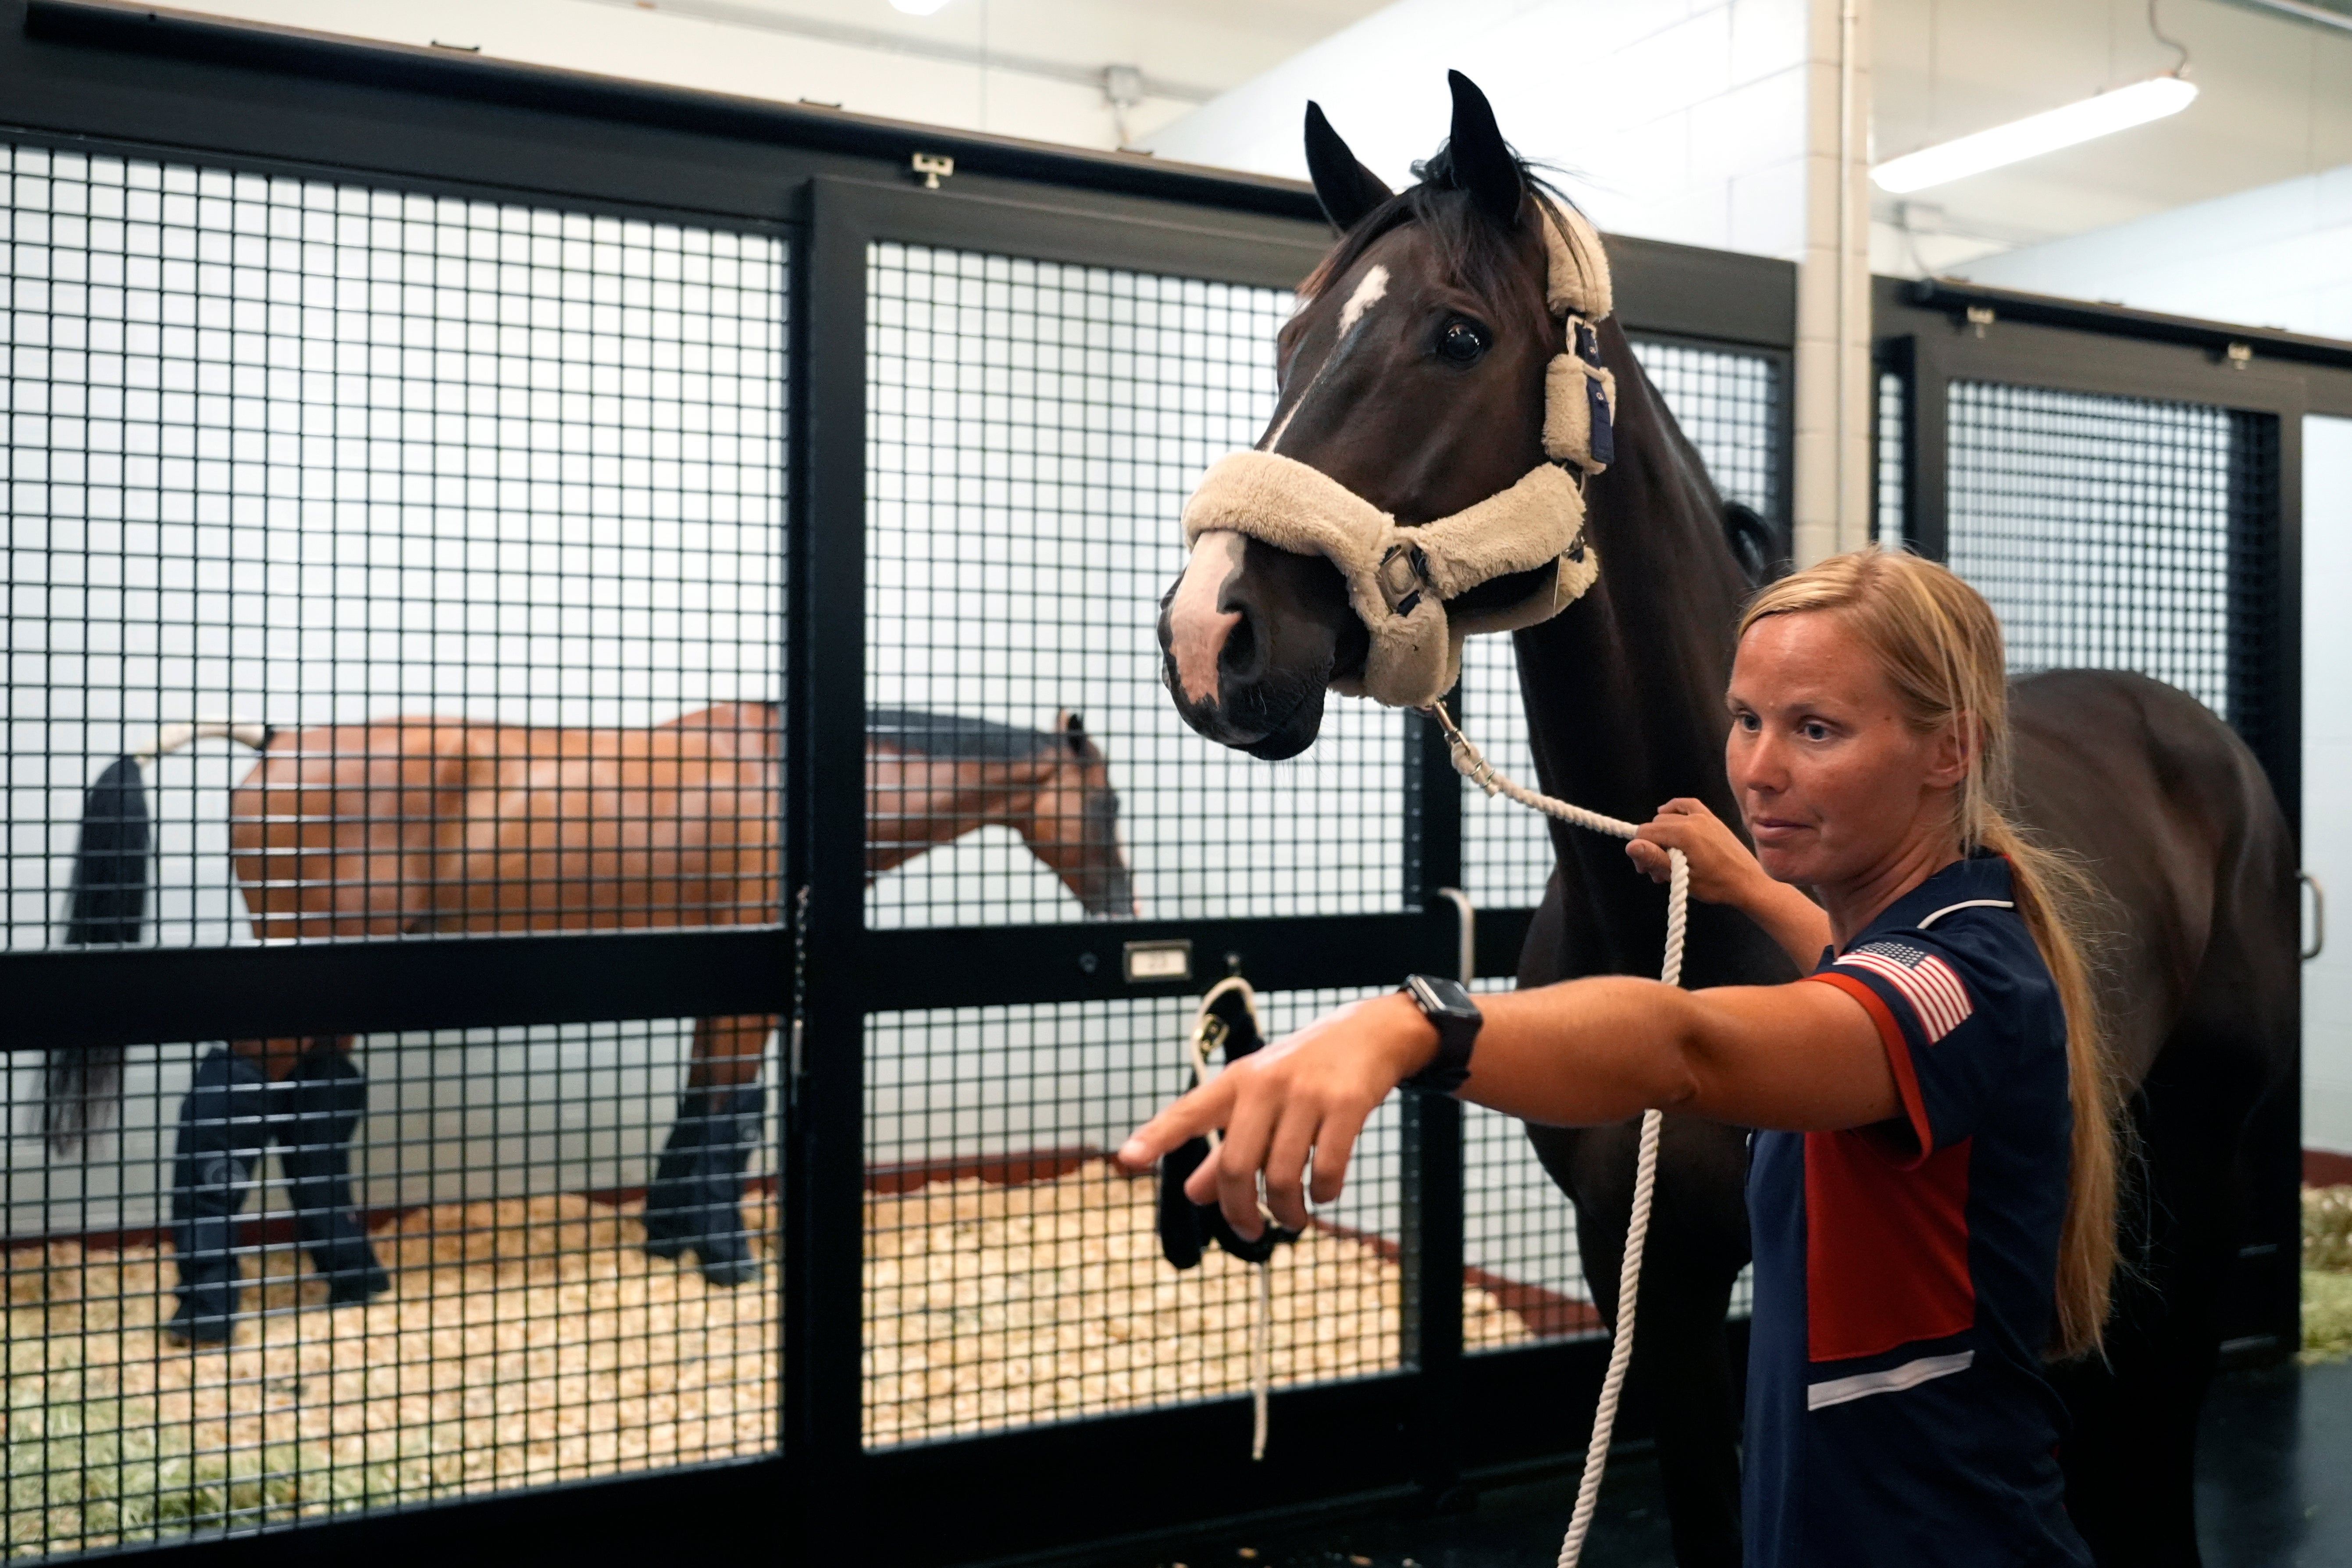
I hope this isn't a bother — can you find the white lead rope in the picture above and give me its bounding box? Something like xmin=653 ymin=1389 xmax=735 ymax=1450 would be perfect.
xmin=1423 ymin=701 xmax=1688 ymax=1568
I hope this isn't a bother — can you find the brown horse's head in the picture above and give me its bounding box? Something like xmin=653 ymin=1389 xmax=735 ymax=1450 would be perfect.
xmin=1022 ymin=710 xmax=1138 ymax=919
xmin=1159 ymin=72 xmax=1579 ymax=759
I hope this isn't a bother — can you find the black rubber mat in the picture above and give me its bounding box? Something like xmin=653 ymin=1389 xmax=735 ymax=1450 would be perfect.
xmin=1108 ymin=1358 xmax=2352 ymax=1568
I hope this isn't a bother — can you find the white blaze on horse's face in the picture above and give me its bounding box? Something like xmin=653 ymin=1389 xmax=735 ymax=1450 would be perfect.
xmin=1336 ymin=263 xmax=1387 ymax=336
xmin=1258 ymin=264 xmax=1388 ymax=459
xmin=1170 ymin=528 xmax=1248 ymax=703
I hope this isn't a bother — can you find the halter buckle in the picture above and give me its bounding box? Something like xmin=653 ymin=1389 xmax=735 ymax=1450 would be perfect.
xmin=1377 ymin=543 xmax=1431 ymax=617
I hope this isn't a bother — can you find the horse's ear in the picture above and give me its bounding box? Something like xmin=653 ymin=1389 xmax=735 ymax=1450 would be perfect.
xmin=1443 ymin=70 xmax=1522 ymax=225
xmin=1058 ymin=710 xmax=1090 ymax=755
xmin=1304 ymin=102 xmax=1392 ymax=232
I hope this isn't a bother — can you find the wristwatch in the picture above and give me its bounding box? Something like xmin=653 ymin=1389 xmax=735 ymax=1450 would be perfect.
xmin=1399 ymin=973 xmax=1483 ymax=1095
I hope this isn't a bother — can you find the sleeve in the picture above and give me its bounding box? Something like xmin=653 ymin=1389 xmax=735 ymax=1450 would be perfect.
xmin=1802 ymin=930 xmax=2006 ymax=1167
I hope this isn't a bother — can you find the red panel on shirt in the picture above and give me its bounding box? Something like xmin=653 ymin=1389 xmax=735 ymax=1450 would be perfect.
xmin=1805 ymin=969 xmax=1935 ymax=1166
xmin=1804 ymin=1129 xmax=1975 ymax=1362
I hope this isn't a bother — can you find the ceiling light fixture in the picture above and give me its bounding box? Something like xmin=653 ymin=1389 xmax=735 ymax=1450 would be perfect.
xmin=1870 ymin=74 xmax=2198 ymax=194
xmin=888 ymin=0 xmax=955 ymax=13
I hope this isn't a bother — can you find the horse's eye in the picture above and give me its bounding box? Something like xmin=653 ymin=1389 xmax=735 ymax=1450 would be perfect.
xmin=1437 ymin=319 xmax=1489 ymax=364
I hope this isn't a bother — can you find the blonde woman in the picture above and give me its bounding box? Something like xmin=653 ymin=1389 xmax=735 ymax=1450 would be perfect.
xmin=1120 ymin=548 xmax=2117 ymax=1567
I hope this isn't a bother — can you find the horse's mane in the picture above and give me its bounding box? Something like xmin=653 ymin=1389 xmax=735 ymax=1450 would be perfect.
xmin=866 ymin=709 xmax=1060 ymax=761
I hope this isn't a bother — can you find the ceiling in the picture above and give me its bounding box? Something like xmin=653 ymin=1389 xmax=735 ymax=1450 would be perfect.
xmin=154 ymin=0 xmax=2352 ymax=273
xmin=1872 ymin=0 xmax=2352 ymax=274
xmin=164 ymin=0 xmax=1393 ymax=150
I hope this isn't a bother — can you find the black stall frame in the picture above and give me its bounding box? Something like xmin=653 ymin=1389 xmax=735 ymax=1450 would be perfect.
xmin=0 ymin=4 xmax=1797 ymax=1563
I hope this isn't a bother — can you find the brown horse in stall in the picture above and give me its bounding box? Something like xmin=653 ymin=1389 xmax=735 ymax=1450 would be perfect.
xmin=53 ymin=703 xmax=1133 ymax=1344
xmin=1156 ymin=75 xmax=2295 ymax=1567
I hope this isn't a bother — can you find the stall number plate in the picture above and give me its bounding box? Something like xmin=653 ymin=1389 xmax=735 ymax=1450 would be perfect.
xmin=1123 ymin=940 xmax=1192 ymax=984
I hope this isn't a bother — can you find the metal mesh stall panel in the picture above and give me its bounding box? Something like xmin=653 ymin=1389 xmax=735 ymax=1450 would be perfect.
xmin=2 ymin=144 xmax=786 ymax=1555
xmin=863 ymin=986 xmax=1525 ymax=1448
xmin=3 ymin=144 xmax=790 ymax=951
xmin=1946 ymin=381 xmax=2248 ymax=722
xmin=1461 ymin=1099 xmax=1603 ymax=1343
xmin=1457 ymin=337 xmax=1781 ymax=1342
xmin=3 ymin=1019 xmax=779 ymax=1554
xmin=859 ymin=235 xmax=1454 ymax=1445
xmin=864 ymin=242 xmax=1402 ymax=930
xmin=1632 ymin=339 xmax=1782 ymax=527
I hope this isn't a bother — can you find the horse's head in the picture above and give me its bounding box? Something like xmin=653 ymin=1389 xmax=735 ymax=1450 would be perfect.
xmin=1160 ymin=72 xmax=1613 ymax=759
xmin=1026 ymin=710 xmax=1138 ymax=919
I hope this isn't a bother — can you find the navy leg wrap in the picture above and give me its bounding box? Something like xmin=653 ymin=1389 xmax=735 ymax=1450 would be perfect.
xmin=274 ymin=1044 xmax=391 ymax=1306
xmin=641 ymin=1084 xmax=766 ymax=1287
xmin=167 ymin=1048 xmax=269 ymax=1345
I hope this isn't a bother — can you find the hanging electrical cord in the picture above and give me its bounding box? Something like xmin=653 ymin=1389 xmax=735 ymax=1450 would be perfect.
xmin=2149 ymin=0 xmax=2192 ymax=76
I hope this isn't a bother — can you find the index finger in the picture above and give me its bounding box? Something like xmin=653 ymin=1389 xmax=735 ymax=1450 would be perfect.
xmin=1115 ymin=1071 xmax=1240 ymax=1172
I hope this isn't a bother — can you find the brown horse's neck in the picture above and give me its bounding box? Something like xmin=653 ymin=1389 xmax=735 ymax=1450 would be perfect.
xmin=1507 ymin=320 xmax=1775 ymax=983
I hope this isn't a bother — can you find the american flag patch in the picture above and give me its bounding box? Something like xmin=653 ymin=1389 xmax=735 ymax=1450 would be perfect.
xmin=1837 ymin=941 xmax=1972 ymax=1043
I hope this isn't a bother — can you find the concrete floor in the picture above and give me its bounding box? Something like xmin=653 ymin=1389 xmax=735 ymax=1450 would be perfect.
xmin=1115 ymin=1358 xmax=2352 ymax=1568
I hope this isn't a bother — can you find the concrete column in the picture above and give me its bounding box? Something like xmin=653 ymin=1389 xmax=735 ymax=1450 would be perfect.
xmin=1793 ymin=0 xmax=1874 ymax=565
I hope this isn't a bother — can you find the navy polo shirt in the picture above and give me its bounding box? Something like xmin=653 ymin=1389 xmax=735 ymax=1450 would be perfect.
xmin=1744 ymin=855 xmax=2090 ymax=1568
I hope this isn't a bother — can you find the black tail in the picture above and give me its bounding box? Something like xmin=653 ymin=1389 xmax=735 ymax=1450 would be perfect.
xmin=65 ymin=754 xmax=150 ymax=944
xmin=49 ymin=753 xmax=149 ymax=1155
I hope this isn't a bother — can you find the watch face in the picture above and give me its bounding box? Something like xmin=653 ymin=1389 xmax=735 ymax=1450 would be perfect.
xmin=1408 ymin=973 xmax=1477 ymax=1019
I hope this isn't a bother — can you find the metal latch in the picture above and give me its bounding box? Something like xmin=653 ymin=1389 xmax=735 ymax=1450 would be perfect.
xmin=2227 ymin=342 xmax=2253 ymax=370
xmin=911 ymin=152 xmax=955 ymax=190
xmin=1965 ymin=303 xmax=1995 ymax=339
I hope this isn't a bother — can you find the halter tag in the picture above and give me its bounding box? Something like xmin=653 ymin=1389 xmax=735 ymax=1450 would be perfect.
xmin=1574 ymin=321 xmax=1615 ymax=468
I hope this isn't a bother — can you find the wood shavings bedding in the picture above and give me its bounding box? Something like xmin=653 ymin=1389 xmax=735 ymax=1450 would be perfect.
xmin=4 ymin=1162 xmax=1532 ymax=1554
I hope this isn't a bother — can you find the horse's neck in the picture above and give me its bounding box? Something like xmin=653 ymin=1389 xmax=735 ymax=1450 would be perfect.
xmin=866 ymin=746 xmax=1060 ymax=825
xmin=1509 ymin=333 xmax=1752 ymax=913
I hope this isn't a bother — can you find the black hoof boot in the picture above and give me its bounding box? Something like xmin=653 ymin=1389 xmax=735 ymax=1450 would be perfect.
xmin=275 ymin=1044 xmax=391 ymax=1306
xmin=166 ymin=1048 xmax=269 ymax=1346
xmin=642 ymin=1083 xmax=766 ymax=1287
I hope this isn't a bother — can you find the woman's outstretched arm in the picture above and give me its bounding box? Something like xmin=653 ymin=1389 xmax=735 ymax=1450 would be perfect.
xmin=1119 ymin=975 xmax=1896 ymax=1242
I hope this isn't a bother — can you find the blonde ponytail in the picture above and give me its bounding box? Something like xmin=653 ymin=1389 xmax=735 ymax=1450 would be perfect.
xmin=1741 ymin=546 xmax=2120 ymax=1359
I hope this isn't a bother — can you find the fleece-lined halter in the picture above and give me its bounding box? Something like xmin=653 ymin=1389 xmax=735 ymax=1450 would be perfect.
xmin=1178 ymin=196 xmax=1616 ymax=709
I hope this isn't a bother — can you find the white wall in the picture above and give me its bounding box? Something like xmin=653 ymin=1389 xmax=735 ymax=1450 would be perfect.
xmin=1954 ymin=164 xmax=2352 ymax=342
xmin=1144 ymin=0 xmax=1815 ymax=260
xmin=2306 ymin=414 xmax=2352 ymax=1155
xmin=1 ymin=1024 xmax=747 ymax=1242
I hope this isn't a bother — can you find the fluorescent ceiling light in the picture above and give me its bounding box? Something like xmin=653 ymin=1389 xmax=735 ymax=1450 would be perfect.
xmin=889 ymin=0 xmax=955 ymax=13
xmin=1871 ymin=75 xmax=2198 ymax=194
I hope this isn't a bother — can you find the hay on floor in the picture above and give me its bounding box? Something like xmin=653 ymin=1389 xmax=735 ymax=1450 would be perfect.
xmin=5 ymin=1162 xmax=1532 ymax=1555
xmin=4 ymin=1193 xmax=779 ymax=1556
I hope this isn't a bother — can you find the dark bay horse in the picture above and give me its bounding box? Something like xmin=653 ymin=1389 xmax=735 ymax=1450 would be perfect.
xmin=1157 ymin=74 xmax=2295 ymax=1568
xmin=53 ymin=703 xmax=1133 ymax=1342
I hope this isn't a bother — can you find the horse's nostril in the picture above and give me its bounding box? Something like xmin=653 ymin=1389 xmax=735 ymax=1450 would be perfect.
xmin=1220 ymin=608 xmax=1258 ymax=677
